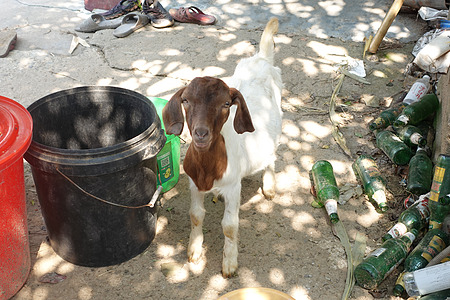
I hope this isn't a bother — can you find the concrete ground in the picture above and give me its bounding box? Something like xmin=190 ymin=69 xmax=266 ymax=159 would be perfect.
xmin=0 ymin=0 xmax=427 ymax=106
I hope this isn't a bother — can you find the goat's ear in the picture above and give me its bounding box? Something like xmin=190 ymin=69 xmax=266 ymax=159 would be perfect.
xmin=229 ymin=88 xmax=255 ymax=134
xmin=162 ymin=87 xmax=186 ymax=136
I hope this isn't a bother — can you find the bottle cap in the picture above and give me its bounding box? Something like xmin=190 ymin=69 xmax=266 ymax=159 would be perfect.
xmin=394 ymin=115 xmax=409 ymax=126
xmin=416 ymin=146 xmax=426 ymax=152
xmin=404 ymin=231 xmax=416 ymax=243
xmin=372 ymin=190 xmax=388 ymax=212
xmin=439 ymin=194 xmax=450 ymax=205
xmin=410 ymin=132 xmax=423 ymax=145
xmin=369 ymin=121 xmax=379 ymax=131
xmin=418 ymin=137 xmax=427 ymax=147
xmin=403 ymin=98 xmax=416 ymax=105
xmin=423 ymin=75 xmax=430 ymax=80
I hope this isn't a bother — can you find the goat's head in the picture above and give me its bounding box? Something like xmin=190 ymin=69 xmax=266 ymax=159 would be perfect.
xmin=162 ymin=77 xmax=255 ymax=152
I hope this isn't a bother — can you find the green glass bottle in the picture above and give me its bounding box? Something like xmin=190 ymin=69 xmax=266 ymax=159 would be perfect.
xmin=394 ymin=94 xmax=440 ymax=127
xmin=311 ymin=160 xmax=339 ymax=223
xmin=393 ymin=124 xmax=427 ymax=148
xmin=395 ymin=229 xmax=450 ymax=295
xmin=407 ymin=147 xmax=433 ymax=195
xmin=354 ymin=231 xmax=416 ymax=290
xmin=352 ymin=155 xmax=388 ymax=212
xmin=382 ymin=197 xmax=429 ymax=241
xmin=429 ymin=155 xmax=450 ymax=229
xmin=416 ymin=121 xmax=435 ymax=148
xmin=376 ymin=130 xmax=413 ymax=165
xmin=429 ymin=196 xmax=450 ymax=230
xmin=369 ymin=103 xmax=408 ymax=131
xmin=393 ymin=271 xmax=406 ymax=296
xmin=404 ymin=228 xmax=449 ymax=271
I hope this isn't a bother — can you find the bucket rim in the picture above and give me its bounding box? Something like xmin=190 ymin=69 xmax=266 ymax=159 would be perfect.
xmin=26 ymin=119 xmax=157 ymax=157
xmin=0 ymin=95 xmax=33 ymax=171
xmin=26 ymin=85 xmax=158 ymax=156
xmin=24 ymin=86 xmax=166 ymax=175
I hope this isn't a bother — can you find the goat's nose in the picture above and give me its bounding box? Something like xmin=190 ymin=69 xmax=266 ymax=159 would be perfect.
xmin=194 ymin=127 xmax=209 ymax=140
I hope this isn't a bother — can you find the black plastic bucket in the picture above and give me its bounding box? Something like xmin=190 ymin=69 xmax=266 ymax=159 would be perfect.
xmin=24 ymin=86 xmax=166 ymax=267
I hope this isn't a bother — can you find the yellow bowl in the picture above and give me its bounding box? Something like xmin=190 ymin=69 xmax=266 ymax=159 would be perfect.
xmin=217 ymin=287 xmax=295 ymax=300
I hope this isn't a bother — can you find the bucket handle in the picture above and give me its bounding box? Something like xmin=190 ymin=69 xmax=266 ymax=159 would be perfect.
xmin=55 ymin=168 xmax=163 ymax=209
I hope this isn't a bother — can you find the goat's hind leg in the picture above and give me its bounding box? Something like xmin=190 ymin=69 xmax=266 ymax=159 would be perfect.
xmin=262 ymin=160 xmax=276 ymax=199
xmin=188 ymin=183 xmax=206 ymax=264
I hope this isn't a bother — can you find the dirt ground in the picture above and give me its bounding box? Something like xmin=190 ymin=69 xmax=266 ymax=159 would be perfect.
xmin=1 ymin=6 xmax=434 ymax=300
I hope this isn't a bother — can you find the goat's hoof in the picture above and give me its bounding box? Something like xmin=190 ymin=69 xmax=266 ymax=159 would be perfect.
xmin=222 ymin=268 xmax=238 ymax=278
xmin=262 ymin=188 xmax=276 ymax=200
xmin=222 ymin=261 xmax=238 ymax=278
xmin=188 ymin=252 xmax=202 ymax=264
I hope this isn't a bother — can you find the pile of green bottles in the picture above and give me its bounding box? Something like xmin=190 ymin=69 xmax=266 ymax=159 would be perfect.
xmin=354 ymin=155 xmax=450 ymax=295
xmin=369 ymin=94 xmax=439 ymax=168
xmin=367 ymin=94 xmax=440 ymax=201
xmin=353 ymin=78 xmax=450 ymax=295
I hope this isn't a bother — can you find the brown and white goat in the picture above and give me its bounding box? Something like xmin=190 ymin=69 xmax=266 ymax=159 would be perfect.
xmin=162 ymin=18 xmax=282 ymax=277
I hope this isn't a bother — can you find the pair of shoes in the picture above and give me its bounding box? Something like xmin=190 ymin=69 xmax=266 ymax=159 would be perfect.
xmin=101 ymin=0 xmax=141 ymax=20
xmin=143 ymin=0 xmax=174 ymax=28
xmin=75 ymin=12 xmax=148 ymax=37
xmin=169 ymin=6 xmax=216 ymax=25
xmin=75 ymin=14 xmax=124 ymax=32
xmin=0 ymin=29 xmax=17 ymax=58
xmin=113 ymin=12 xmax=149 ymax=38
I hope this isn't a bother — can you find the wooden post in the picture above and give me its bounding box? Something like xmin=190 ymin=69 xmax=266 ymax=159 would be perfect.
xmin=368 ymin=0 xmax=405 ymax=53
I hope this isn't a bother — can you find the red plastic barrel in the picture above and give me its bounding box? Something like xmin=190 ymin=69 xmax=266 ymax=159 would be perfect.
xmin=0 ymin=96 xmax=33 ymax=299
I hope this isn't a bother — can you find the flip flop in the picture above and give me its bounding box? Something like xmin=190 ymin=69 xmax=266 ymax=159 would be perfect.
xmin=0 ymin=29 xmax=17 ymax=58
xmin=113 ymin=12 xmax=149 ymax=38
xmin=169 ymin=6 xmax=216 ymax=25
xmin=75 ymin=14 xmax=124 ymax=33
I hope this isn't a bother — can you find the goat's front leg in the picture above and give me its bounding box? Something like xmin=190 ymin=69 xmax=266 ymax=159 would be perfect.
xmin=188 ymin=182 xmax=206 ymax=264
xmin=221 ymin=184 xmax=241 ymax=277
xmin=262 ymin=160 xmax=276 ymax=199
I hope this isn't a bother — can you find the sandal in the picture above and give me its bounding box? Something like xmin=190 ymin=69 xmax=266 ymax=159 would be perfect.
xmin=143 ymin=0 xmax=174 ymax=28
xmin=75 ymin=14 xmax=124 ymax=33
xmin=0 ymin=30 xmax=17 ymax=58
xmin=100 ymin=0 xmax=141 ymax=20
xmin=113 ymin=12 xmax=149 ymax=38
xmin=169 ymin=6 xmax=216 ymax=25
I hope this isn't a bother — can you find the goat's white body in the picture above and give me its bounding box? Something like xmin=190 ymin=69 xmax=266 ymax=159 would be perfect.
xmin=187 ymin=21 xmax=283 ymax=276
xmin=222 ymin=56 xmax=283 ymax=179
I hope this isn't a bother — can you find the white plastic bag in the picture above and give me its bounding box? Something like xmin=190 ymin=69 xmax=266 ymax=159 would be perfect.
xmin=413 ymin=31 xmax=450 ymax=73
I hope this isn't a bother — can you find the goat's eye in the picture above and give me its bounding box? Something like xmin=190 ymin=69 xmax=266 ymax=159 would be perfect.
xmin=224 ymin=101 xmax=231 ymax=108
xmin=181 ymin=99 xmax=188 ymax=105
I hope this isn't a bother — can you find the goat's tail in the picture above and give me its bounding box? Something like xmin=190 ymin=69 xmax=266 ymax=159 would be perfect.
xmin=258 ymin=17 xmax=279 ymax=62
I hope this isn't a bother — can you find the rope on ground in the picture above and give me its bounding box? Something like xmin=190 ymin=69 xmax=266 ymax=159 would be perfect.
xmin=329 ymin=73 xmax=353 ymax=158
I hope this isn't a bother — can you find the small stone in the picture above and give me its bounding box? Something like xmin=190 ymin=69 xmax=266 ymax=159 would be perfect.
xmin=161 ymin=262 xmax=183 ymax=277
